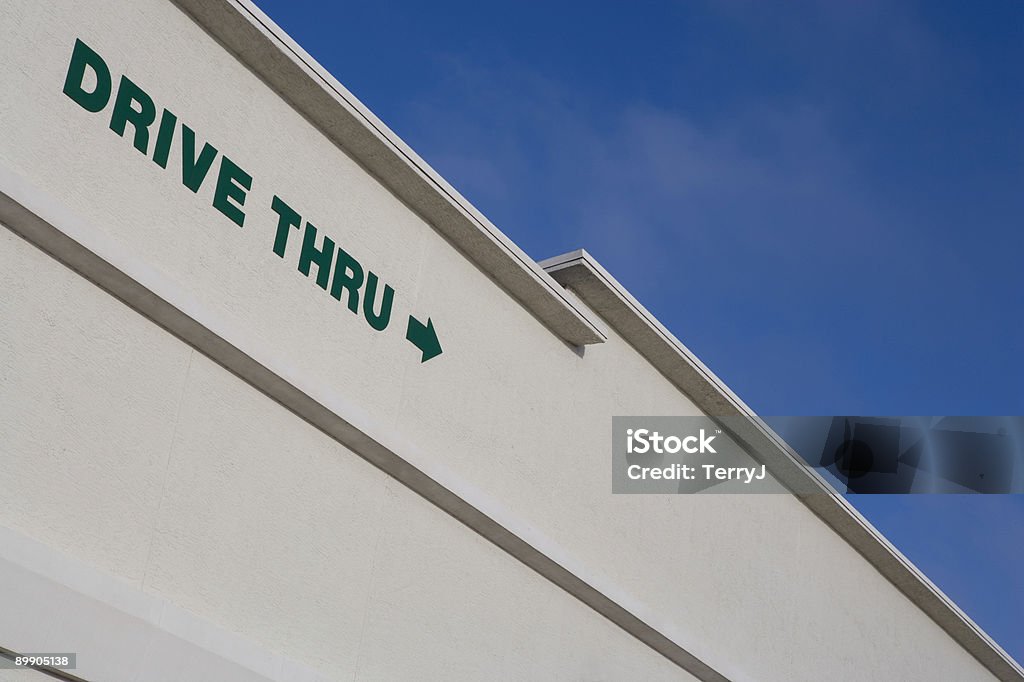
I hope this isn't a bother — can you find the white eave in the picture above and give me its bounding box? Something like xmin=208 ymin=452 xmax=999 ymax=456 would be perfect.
xmin=541 ymin=248 xmax=1024 ymax=682
xmin=169 ymin=0 xmax=606 ymax=348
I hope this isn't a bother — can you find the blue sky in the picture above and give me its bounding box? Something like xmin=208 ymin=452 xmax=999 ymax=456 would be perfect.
xmin=255 ymin=0 xmax=1023 ymax=663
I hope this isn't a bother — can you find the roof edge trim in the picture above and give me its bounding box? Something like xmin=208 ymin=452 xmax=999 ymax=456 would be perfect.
xmin=541 ymin=248 xmax=1024 ymax=682
xmin=169 ymin=0 xmax=605 ymax=347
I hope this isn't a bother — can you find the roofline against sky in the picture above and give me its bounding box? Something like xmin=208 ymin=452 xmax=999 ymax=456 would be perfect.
xmin=170 ymin=0 xmax=607 ymax=349
xmin=542 ymin=248 xmax=1024 ymax=680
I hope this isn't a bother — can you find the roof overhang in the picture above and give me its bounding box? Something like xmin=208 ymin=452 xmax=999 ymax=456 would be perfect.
xmin=169 ymin=0 xmax=606 ymax=348
xmin=542 ymin=248 xmax=1024 ymax=682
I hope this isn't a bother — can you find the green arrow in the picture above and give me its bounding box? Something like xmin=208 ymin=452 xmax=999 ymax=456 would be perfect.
xmin=406 ymin=315 xmax=442 ymax=362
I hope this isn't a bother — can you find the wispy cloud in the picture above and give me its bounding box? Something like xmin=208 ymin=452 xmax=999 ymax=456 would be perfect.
xmin=397 ymin=18 xmax=1022 ymax=414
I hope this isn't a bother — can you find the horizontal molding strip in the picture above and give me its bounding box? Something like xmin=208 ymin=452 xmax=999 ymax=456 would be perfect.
xmin=0 ymin=168 xmax=728 ymax=681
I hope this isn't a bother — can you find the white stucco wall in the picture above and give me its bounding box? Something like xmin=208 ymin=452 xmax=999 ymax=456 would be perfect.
xmin=0 ymin=226 xmax=692 ymax=681
xmin=0 ymin=0 xmax=1005 ymax=680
